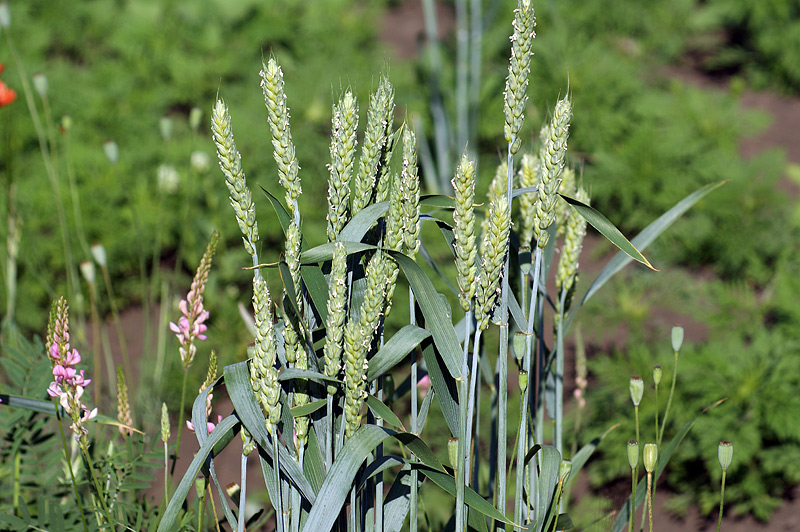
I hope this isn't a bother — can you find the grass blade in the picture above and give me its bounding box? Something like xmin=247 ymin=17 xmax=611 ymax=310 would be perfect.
xmin=560 ymin=194 xmax=656 ymax=271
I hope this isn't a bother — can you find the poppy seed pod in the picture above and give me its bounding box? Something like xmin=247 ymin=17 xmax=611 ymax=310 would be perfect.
xmin=671 ymin=326 xmax=684 ymax=352
xmin=718 ymin=441 xmax=733 ymax=471
xmin=0 ymin=2 xmax=10 ymax=28
xmin=629 ymin=376 xmax=644 ymax=406
xmin=79 ymin=261 xmax=96 ymax=284
xmin=32 ymin=73 xmax=48 ymax=98
xmin=643 ymin=443 xmax=658 ymax=473
xmin=90 ymin=242 xmax=107 ymax=267
xmin=627 ymin=440 xmax=639 ymax=470
xmin=103 ymin=140 xmax=119 ymax=165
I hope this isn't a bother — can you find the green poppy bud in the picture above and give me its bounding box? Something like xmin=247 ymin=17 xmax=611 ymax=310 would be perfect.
xmin=558 ymin=460 xmax=572 ymax=483
xmin=0 ymin=2 xmax=10 ymax=28
xmin=103 ymin=140 xmax=118 ymax=165
xmin=718 ymin=441 xmax=733 ymax=471
xmin=653 ymin=365 xmax=662 ymax=387
xmin=671 ymin=326 xmax=684 ymax=352
xmin=519 ymin=370 xmax=529 ymax=393
xmin=627 ymin=440 xmax=639 ymax=470
xmin=513 ymin=331 xmax=528 ymax=363
xmin=32 ymin=73 xmax=48 ymax=98
xmin=629 ymin=376 xmax=644 ymax=406
xmin=448 ymin=437 xmax=459 ymax=472
xmin=189 ymin=106 xmax=203 ymax=132
xmin=159 ymin=116 xmax=173 ymax=140
xmin=643 ymin=443 xmax=658 ymax=473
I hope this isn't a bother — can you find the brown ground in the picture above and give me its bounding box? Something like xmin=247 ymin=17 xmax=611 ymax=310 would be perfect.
xmin=96 ymin=1 xmax=800 ymax=530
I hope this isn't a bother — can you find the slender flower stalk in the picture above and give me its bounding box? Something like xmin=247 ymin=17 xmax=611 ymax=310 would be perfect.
xmin=627 ymin=440 xmax=639 ymax=532
xmin=659 ymin=326 xmax=684 ymax=445
xmin=116 ymin=366 xmax=133 ymax=436
xmin=161 ymin=402 xmax=171 ymax=508
xmin=169 ymin=232 xmax=218 ymax=461
xmin=45 ymin=297 xmax=112 ymax=528
xmin=46 ymin=298 xmax=98 ymax=449
xmin=643 ymin=443 xmax=658 ymax=532
xmin=717 ymin=441 xmax=733 ymax=532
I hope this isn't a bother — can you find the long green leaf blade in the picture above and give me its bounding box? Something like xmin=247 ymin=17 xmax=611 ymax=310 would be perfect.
xmin=577 ymin=180 xmax=726 ymax=308
xmin=560 ymin=194 xmax=655 ymax=271
xmin=367 ymin=324 xmax=431 ymax=381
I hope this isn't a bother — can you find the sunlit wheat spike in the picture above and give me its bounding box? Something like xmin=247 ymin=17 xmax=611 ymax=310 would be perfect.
xmin=556 ymin=166 xmax=576 ymax=238
xmin=343 ymin=251 xmax=388 ymax=438
xmin=556 ymin=184 xmax=588 ymax=313
xmin=250 ymin=276 xmax=281 ymax=434
xmin=481 ymin=161 xmax=510 ymax=255
xmin=534 ymin=96 xmax=572 ymax=248
xmin=293 ymin=343 xmax=310 ymax=449
xmin=327 ymin=91 xmax=358 ymax=242
xmin=385 ymin=171 xmax=403 ymax=252
xmin=373 ymin=78 xmax=396 ymax=205
xmin=452 ymin=153 xmax=478 ymax=311
xmin=116 ymin=366 xmax=133 ymax=436
xmin=260 ymin=58 xmax=302 ymax=219
xmin=503 ymin=0 xmax=536 ymax=155
xmin=285 ymin=220 xmax=303 ymax=309
xmin=400 ymin=125 xmax=421 ymax=257
xmin=475 ymin=194 xmax=511 ymax=331
xmin=354 ymin=77 xmax=394 ymax=213
xmin=323 ymin=242 xmax=348 ymax=395
xmin=518 ymin=153 xmax=540 ymax=249
xmin=212 ymin=99 xmax=259 ymax=259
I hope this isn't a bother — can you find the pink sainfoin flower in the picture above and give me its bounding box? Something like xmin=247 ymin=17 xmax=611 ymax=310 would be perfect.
xmin=170 ymin=233 xmax=218 ymax=368
xmin=418 ymin=375 xmax=432 ymax=399
xmin=46 ymin=297 xmax=97 ymax=448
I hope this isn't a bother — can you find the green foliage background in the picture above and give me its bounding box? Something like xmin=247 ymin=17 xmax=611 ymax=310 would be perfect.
xmin=2 ymin=0 xmax=800 ymax=525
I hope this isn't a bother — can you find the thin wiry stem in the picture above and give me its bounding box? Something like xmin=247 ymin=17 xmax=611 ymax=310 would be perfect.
xmin=238 ymin=451 xmax=248 ymax=532
xmin=410 ymin=286 xmax=419 ymax=532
